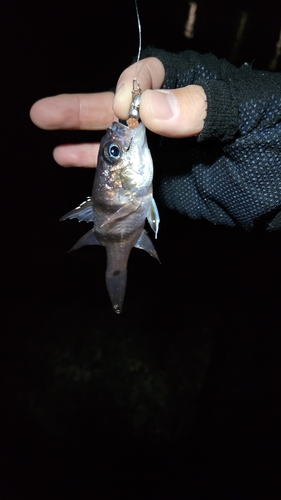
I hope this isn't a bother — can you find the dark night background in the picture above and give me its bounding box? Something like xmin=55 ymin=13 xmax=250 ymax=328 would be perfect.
xmin=2 ymin=0 xmax=281 ymax=497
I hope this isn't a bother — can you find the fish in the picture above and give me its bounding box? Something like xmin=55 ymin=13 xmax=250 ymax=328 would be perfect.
xmin=60 ymin=119 xmax=160 ymax=314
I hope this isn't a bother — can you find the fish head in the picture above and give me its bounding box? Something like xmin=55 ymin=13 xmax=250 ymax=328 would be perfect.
xmin=95 ymin=121 xmax=153 ymax=199
xmin=101 ymin=120 xmax=147 ymax=153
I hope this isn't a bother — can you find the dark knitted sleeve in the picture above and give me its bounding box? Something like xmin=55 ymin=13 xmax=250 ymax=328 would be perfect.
xmin=141 ymin=47 xmax=281 ymax=230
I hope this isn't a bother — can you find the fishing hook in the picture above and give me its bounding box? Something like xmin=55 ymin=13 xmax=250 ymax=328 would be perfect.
xmin=127 ymin=78 xmax=142 ymax=127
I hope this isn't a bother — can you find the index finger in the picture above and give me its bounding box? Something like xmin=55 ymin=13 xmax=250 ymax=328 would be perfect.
xmin=30 ymin=91 xmax=115 ymax=130
xmin=113 ymin=57 xmax=165 ymax=120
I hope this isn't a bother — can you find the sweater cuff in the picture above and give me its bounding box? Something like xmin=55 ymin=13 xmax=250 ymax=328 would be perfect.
xmin=198 ymin=80 xmax=239 ymax=142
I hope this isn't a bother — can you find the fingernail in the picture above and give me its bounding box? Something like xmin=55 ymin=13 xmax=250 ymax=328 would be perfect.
xmin=145 ymin=89 xmax=178 ymax=120
xmin=114 ymin=83 xmax=124 ymax=104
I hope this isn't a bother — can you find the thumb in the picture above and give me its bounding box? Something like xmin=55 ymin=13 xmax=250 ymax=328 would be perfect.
xmin=140 ymin=85 xmax=207 ymax=138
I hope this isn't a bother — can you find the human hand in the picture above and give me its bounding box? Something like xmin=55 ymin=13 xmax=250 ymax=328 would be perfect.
xmin=30 ymin=57 xmax=207 ymax=168
xmin=114 ymin=58 xmax=207 ymax=138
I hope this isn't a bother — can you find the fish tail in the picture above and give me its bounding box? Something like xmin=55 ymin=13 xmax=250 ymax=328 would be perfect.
xmin=105 ymin=269 xmax=127 ymax=314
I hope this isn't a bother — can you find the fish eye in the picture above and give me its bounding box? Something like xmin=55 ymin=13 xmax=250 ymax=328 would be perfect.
xmin=103 ymin=142 xmax=122 ymax=164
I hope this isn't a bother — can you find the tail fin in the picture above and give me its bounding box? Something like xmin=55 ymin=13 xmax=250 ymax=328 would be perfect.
xmin=105 ymin=269 xmax=127 ymax=314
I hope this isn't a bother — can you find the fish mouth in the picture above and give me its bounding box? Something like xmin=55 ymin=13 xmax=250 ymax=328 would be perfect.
xmin=109 ymin=120 xmax=146 ymax=149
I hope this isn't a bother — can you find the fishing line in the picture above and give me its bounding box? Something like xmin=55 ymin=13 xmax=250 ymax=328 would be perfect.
xmin=127 ymin=0 xmax=142 ymax=127
xmin=134 ymin=0 xmax=142 ymax=80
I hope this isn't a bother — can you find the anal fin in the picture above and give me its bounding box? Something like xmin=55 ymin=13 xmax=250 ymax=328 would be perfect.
xmin=134 ymin=230 xmax=160 ymax=262
xmin=69 ymin=228 xmax=100 ymax=252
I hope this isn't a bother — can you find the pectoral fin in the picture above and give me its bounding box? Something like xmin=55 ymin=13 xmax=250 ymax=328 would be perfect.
xmin=147 ymin=197 xmax=160 ymax=238
xmin=60 ymin=197 xmax=94 ymax=223
xmin=69 ymin=228 xmax=100 ymax=252
xmin=100 ymin=199 xmax=140 ymax=227
xmin=134 ymin=230 xmax=160 ymax=262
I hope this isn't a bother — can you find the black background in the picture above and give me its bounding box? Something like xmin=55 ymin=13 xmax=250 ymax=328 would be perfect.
xmin=3 ymin=0 xmax=281 ymax=497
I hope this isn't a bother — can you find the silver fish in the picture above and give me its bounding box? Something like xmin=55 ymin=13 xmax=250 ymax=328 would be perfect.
xmin=60 ymin=120 xmax=160 ymax=314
